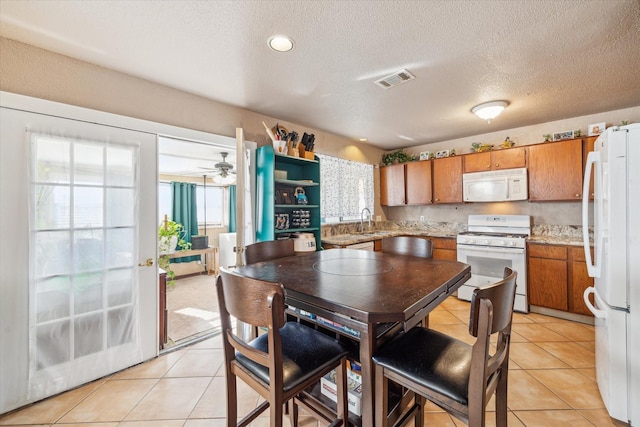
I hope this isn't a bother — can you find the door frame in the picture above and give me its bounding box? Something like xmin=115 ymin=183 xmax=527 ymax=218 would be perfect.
xmin=0 ymin=91 xmax=239 ymax=414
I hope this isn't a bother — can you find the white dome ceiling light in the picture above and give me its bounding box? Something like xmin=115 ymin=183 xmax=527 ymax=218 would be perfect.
xmin=471 ymin=100 xmax=509 ymax=122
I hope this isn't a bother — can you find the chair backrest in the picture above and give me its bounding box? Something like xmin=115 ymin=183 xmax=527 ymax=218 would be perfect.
xmin=467 ymin=267 xmax=517 ymax=412
xmin=217 ymin=267 xmax=286 ymax=333
xmin=217 ymin=267 xmax=286 ymax=368
xmin=245 ymin=239 xmax=295 ymax=265
xmin=381 ymin=236 xmax=434 ymax=258
xmin=469 ymin=267 xmax=517 ymax=337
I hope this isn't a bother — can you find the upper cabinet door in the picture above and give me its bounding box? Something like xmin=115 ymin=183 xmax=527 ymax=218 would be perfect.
xmin=528 ymin=139 xmax=583 ymax=201
xmin=464 ymin=147 xmax=526 ymax=173
xmin=583 ymin=136 xmax=598 ymax=200
xmin=433 ymin=156 xmax=463 ymax=203
xmin=492 ymin=146 xmax=526 ymax=170
xmin=405 ymin=160 xmax=432 ymax=205
xmin=464 ymin=151 xmax=492 ymax=172
xmin=380 ymin=163 xmax=406 ymax=206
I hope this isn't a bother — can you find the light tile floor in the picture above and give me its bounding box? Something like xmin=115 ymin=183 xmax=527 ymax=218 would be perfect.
xmin=0 ymin=293 xmax=629 ymax=426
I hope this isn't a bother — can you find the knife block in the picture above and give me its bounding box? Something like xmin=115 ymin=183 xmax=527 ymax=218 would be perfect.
xmin=299 ymin=144 xmax=315 ymax=160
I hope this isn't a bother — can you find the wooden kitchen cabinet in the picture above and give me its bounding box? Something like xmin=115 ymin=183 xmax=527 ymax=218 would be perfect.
xmin=463 ymin=146 xmax=526 ymax=173
xmin=380 ymin=163 xmax=405 ymax=206
xmin=528 ymin=139 xmax=584 ymax=201
xmin=431 ymin=237 xmax=457 ymax=260
xmin=528 ymin=244 xmax=568 ymax=311
xmin=569 ymin=246 xmax=594 ymax=316
xmin=432 ymin=156 xmax=463 ymax=203
xmin=583 ymin=135 xmax=598 ymax=200
xmin=528 ymin=243 xmax=594 ymax=316
xmin=406 ymin=160 xmax=433 ymax=204
xmin=380 ymin=160 xmax=432 ymax=206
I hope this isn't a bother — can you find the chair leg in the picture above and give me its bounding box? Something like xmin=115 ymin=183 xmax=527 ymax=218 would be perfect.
xmin=495 ymin=371 xmax=508 ymax=427
xmin=226 ymin=372 xmax=237 ymax=427
xmin=288 ymin=400 xmax=298 ymax=427
xmin=375 ymin=364 xmax=389 ymax=427
xmin=270 ymin=394 xmax=283 ymax=427
xmin=335 ymin=358 xmax=348 ymax=426
xmin=414 ymin=395 xmax=425 ymax=427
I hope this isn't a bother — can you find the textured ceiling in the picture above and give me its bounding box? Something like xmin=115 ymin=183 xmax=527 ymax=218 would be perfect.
xmin=1 ymin=0 xmax=639 ymax=150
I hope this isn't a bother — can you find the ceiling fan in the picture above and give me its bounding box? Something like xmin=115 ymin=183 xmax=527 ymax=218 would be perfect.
xmin=200 ymin=152 xmax=236 ymax=184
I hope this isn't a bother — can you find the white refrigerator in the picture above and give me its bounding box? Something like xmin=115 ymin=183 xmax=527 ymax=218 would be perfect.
xmin=582 ymin=123 xmax=639 ymax=426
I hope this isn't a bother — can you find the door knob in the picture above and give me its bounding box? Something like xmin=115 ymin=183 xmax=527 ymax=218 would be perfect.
xmin=138 ymin=258 xmax=154 ymax=267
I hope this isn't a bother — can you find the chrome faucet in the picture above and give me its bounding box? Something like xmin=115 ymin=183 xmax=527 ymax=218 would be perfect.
xmin=360 ymin=208 xmax=372 ymax=232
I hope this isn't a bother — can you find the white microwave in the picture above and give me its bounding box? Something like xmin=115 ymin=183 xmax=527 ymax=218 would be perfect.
xmin=462 ymin=167 xmax=528 ymax=202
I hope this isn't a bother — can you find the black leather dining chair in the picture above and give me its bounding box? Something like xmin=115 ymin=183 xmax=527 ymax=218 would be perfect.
xmin=245 ymin=239 xmax=295 ymax=265
xmin=217 ymin=267 xmax=350 ymax=427
xmin=372 ymin=267 xmax=517 ymax=427
xmin=381 ymin=236 xmax=434 ymax=259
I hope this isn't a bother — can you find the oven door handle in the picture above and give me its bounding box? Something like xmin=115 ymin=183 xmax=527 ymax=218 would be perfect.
xmin=457 ymin=245 xmax=525 ymax=255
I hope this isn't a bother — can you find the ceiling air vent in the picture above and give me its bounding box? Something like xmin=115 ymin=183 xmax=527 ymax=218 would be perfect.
xmin=374 ymin=69 xmax=415 ymax=89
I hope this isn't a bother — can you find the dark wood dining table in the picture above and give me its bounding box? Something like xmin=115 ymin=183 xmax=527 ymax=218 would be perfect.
xmin=232 ymin=248 xmax=471 ymax=426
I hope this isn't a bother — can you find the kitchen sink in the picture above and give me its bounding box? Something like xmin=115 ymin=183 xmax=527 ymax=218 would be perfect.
xmin=354 ymin=230 xmax=395 ymax=237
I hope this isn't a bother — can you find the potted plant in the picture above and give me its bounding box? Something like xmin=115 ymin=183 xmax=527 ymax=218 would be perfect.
xmin=158 ymin=218 xmax=191 ymax=288
xmin=381 ymin=149 xmax=416 ymax=166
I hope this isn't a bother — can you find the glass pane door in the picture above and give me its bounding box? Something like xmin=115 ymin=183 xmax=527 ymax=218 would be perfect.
xmin=31 ymin=135 xmax=138 ymax=368
xmin=1 ymin=104 xmax=157 ymax=414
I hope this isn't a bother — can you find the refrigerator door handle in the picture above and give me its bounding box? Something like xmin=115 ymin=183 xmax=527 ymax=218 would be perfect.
xmin=582 ymin=151 xmax=601 ymax=278
xmin=583 ymin=286 xmax=606 ymax=319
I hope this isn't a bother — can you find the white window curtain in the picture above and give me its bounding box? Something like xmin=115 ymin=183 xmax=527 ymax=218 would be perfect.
xmin=318 ymin=154 xmax=374 ymax=223
xmin=28 ymin=132 xmax=141 ymax=399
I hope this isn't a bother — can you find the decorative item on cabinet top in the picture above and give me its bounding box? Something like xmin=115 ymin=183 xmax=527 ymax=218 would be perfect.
xmin=588 ymin=122 xmax=606 ymax=136
xmin=381 ymin=148 xmax=415 ymax=165
xmin=500 ymin=136 xmax=514 ymax=149
xmin=553 ymin=130 xmax=575 ymax=141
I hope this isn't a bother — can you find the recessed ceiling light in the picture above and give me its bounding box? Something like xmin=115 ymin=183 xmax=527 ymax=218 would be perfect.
xmin=268 ymin=35 xmax=294 ymax=52
xmin=359 ymin=138 xmax=368 ymax=142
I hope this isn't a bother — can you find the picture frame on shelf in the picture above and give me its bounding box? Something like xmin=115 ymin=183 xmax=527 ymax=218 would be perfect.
xmin=275 ymin=187 xmax=294 ymax=205
xmin=275 ymin=214 xmax=289 ymax=230
xmin=588 ymin=122 xmax=606 ymax=136
xmin=552 ymin=130 xmax=574 ymax=141
xmin=435 ymin=150 xmax=450 ymax=159
xmin=419 ymin=151 xmax=430 ymax=161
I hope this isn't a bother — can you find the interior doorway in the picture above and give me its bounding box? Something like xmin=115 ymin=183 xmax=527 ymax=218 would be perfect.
xmin=158 ymin=135 xmax=237 ymax=350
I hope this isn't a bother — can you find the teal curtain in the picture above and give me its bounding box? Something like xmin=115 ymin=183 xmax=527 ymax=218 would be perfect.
xmin=228 ymin=185 xmax=237 ymax=233
xmin=171 ymin=182 xmax=199 ymax=263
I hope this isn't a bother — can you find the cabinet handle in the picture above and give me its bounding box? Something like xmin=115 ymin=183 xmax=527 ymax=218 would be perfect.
xmin=486 ymin=164 xmax=491 ymax=169
xmin=495 ymin=163 xmax=500 ymax=167
xmin=575 ymin=193 xmax=581 ymax=197
xmin=435 ymin=198 xmax=440 ymax=202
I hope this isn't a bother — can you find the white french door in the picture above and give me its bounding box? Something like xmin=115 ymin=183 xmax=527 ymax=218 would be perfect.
xmin=0 ymin=106 xmax=157 ymax=413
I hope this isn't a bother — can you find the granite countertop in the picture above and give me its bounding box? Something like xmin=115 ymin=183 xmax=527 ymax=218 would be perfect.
xmin=321 ymin=229 xmax=457 ymax=246
xmin=321 ymin=223 xmax=592 ymax=247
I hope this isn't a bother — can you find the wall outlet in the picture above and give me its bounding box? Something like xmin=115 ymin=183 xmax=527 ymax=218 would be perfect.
xmin=419 ymin=215 xmax=425 ymax=222
xmin=376 ymin=215 xmax=381 ymax=221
